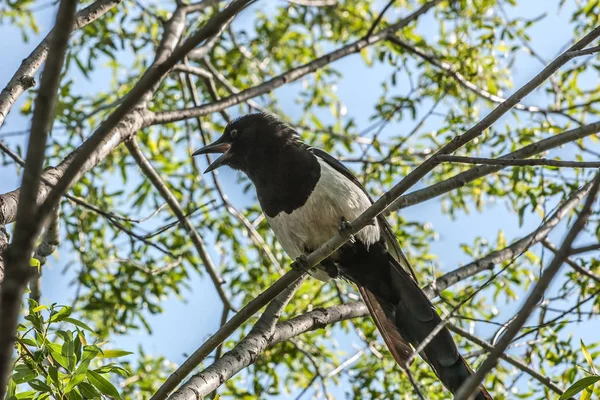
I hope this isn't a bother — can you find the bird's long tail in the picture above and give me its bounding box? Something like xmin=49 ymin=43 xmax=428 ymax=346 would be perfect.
xmin=353 ymin=252 xmax=493 ymax=399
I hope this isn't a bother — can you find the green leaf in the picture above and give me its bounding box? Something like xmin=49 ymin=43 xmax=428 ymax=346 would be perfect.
xmin=49 ymin=306 xmax=72 ymax=323
xmin=64 ymin=374 xmax=87 ymax=394
xmin=32 ymin=305 xmax=48 ymax=313
xmin=559 ymin=376 xmax=600 ymax=399
xmin=77 ymin=382 xmax=99 ymax=398
xmin=63 ymin=318 xmax=95 ymax=333
xmin=87 ymin=370 xmax=122 ymax=399
xmin=581 ymin=340 xmax=596 ymax=374
xmin=99 ymin=349 xmax=133 ymax=359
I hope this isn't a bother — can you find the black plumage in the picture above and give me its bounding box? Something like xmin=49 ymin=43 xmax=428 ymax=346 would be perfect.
xmin=193 ymin=113 xmax=492 ymax=399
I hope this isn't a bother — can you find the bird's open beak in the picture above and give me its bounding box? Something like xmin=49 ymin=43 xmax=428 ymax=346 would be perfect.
xmin=192 ymin=139 xmax=232 ymax=173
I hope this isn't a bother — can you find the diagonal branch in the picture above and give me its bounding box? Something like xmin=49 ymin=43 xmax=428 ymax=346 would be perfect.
xmin=437 ymin=155 xmax=600 ymax=169
xmin=455 ymin=172 xmax=600 ymax=400
xmin=422 ymin=180 xmax=597 ymax=298
xmin=125 ymin=138 xmax=235 ymax=311
xmin=386 ymin=35 xmax=581 ymax=123
xmin=161 ymin=277 xmax=307 ymax=400
xmin=448 ymin=324 xmax=565 ymax=396
xmin=0 ymin=0 xmax=122 ymax=128
xmin=34 ymin=0 xmax=255 ymax=236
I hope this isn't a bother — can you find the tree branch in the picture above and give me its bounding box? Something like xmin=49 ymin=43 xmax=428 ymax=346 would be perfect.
xmin=125 ymin=138 xmax=235 ymax=311
xmin=34 ymin=0 xmax=254 ymax=237
xmin=448 ymin=324 xmax=565 ymax=396
xmin=0 ymin=0 xmax=77 ymax=396
xmin=542 ymin=240 xmax=600 ymax=285
xmin=437 ymin=155 xmax=600 ymax=169
xmin=0 ymin=0 xmax=122 ymax=128
xmin=422 ymin=179 xmax=597 ymax=298
xmin=455 ymin=172 xmax=600 ymax=400
xmin=164 ymin=277 xmax=307 ymax=400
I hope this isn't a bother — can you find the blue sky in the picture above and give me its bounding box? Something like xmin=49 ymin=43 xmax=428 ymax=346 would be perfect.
xmin=1 ymin=1 xmax=599 ymax=398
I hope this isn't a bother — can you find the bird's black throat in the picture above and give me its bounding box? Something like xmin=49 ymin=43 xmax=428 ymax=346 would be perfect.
xmin=245 ymin=142 xmax=320 ymax=218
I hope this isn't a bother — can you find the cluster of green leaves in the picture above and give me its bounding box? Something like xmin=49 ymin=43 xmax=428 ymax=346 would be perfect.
xmin=8 ymin=301 xmax=130 ymax=400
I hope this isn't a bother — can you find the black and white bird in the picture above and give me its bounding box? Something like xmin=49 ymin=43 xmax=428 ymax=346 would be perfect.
xmin=193 ymin=113 xmax=492 ymax=399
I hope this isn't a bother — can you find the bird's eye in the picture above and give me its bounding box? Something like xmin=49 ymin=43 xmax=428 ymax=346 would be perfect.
xmin=230 ymin=129 xmax=238 ymax=139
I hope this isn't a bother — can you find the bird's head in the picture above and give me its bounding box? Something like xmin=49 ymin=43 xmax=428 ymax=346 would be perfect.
xmin=192 ymin=113 xmax=299 ymax=174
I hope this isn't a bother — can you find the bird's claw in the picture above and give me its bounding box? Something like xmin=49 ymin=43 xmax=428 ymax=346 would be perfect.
xmin=339 ymin=217 xmax=356 ymax=243
xmin=292 ymin=254 xmax=311 ymax=272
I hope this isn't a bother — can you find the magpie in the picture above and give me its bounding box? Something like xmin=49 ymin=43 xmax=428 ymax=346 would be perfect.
xmin=193 ymin=113 xmax=492 ymax=399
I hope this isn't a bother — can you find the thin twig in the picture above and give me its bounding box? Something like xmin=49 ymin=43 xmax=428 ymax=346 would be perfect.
xmin=438 ymin=155 xmax=600 ymax=168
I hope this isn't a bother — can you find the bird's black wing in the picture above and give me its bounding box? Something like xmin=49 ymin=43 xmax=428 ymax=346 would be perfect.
xmin=307 ymin=147 xmax=416 ymax=279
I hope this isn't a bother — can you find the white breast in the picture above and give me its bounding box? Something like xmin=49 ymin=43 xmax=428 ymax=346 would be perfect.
xmin=266 ymin=158 xmax=380 ymax=280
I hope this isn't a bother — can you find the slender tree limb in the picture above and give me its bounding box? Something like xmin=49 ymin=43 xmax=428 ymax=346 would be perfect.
xmin=570 ymin=243 xmax=600 ymax=255
xmin=437 ymin=155 xmax=600 ymax=169
xmin=365 ymin=0 xmax=396 ymax=38
xmin=125 ymin=138 xmax=235 ymax=311
xmin=149 ymin=0 xmax=443 ymax=125
xmin=448 ymin=324 xmax=565 ymax=396
xmin=542 ymin=240 xmax=600 ymax=285
xmin=287 ymin=0 xmax=337 ymax=6
xmin=422 ymin=180 xmax=596 ymax=298
xmin=0 ymin=0 xmax=122 ymax=128
xmin=179 ymin=59 xmax=282 ymax=273
xmin=172 ymin=64 xmax=213 ymax=79
xmin=567 ymin=45 xmax=600 ymax=58
xmin=0 ymin=1 xmax=77 ymax=396
xmin=391 ymin=121 xmax=600 ymax=212
xmin=202 ymin=57 xmax=269 ymax=113
xmin=455 ymin=172 xmax=600 ymax=400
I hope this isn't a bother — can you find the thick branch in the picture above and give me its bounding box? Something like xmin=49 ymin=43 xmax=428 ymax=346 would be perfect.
xmin=0 ymin=0 xmax=122 ymax=128
xmin=0 ymin=0 xmax=77 ymax=397
xmin=455 ymin=172 xmax=600 ymax=400
xmin=422 ymin=180 xmax=596 ymax=298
